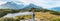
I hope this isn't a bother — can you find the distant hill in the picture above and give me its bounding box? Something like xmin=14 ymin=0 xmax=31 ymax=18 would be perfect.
xmin=49 ymin=7 xmax=60 ymax=12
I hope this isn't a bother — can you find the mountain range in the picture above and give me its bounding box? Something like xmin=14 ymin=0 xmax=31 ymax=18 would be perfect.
xmin=0 ymin=2 xmax=42 ymax=10
xmin=0 ymin=2 xmax=24 ymax=9
xmin=49 ymin=7 xmax=60 ymax=12
xmin=22 ymin=3 xmax=43 ymax=10
xmin=0 ymin=2 xmax=60 ymax=12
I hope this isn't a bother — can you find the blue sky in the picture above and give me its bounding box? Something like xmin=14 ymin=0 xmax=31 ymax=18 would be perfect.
xmin=0 ymin=0 xmax=60 ymax=9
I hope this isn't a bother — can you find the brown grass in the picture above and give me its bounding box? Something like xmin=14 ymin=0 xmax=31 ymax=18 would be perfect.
xmin=35 ymin=12 xmax=60 ymax=21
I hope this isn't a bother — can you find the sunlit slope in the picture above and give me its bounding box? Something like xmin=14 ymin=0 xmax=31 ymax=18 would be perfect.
xmin=35 ymin=12 xmax=60 ymax=21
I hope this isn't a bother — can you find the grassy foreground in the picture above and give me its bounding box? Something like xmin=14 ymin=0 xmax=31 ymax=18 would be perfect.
xmin=35 ymin=12 xmax=60 ymax=21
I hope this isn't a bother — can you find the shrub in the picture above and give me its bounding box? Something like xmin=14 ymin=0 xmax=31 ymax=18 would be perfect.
xmin=50 ymin=11 xmax=60 ymax=15
xmin=51 ymin=18 xmax=60 ymax=21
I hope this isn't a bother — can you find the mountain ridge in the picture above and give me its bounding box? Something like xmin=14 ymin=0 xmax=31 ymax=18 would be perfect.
xmin=49 ymin=7 xmax=60 ymax=12
xmin=22 ymin=3 xmax=43 ymax=10
xmin=0 ymin=2 xmax=43 ymax=10
xmin=0 ymin=2 xmax=24 ymax=9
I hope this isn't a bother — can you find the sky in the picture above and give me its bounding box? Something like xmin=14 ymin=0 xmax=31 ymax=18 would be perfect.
xmin=0 ymin=0 xmax=60 ymax=9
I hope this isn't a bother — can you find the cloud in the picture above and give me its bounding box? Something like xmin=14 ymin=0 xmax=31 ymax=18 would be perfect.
xmin=0 ymin=0 xmax=16 ymax=2
xmin=33 ymin=0 xmax=60 ymax=8
xmin=0 ymin=1 xmax=6 ymax=5
xmin=0 ymin=0 xmax=60 ymax=9
xmin=18 ymin=0 xmax=60 ymax=8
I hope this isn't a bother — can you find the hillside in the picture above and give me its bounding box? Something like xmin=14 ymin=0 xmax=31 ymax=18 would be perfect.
xmin=35 ymin=12 xmax=60 ymax=21
xmin=0 ymin=7 xmax=60 ymax=21
xmin=0 ymin=2 xmax=24 ymax=9
xmin=0 ymin=9 xmax=20 ymax=18
xmin=49 ymin=7 xmax=60 ymax=12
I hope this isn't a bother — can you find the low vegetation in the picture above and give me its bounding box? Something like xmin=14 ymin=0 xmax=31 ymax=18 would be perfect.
xmin=51 ymin=18 xmax=60 ymax=21
xmin=0 ymin=7 xmax=60 ymax=21
xmin=0 ymin=15 xmax=32 ymax=21
xmin=0 ymin=9 xmax=20 ymax=18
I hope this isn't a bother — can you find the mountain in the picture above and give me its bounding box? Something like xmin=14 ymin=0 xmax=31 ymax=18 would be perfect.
xmin=49 ymin=7 xmax=60 ymax=12
xmin=22 ymin=3 xmax=43 ymax=10
xmin=0 ymin=2 xmax=24 ymax=9
xmin=0 ymin=2 xmax=42 ymax=10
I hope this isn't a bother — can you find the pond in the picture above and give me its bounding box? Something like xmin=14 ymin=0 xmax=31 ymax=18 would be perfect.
xmin=3 ymin=12 xmax=33 ymax=18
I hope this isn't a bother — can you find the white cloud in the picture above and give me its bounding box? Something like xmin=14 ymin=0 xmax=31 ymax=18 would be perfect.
xmin=0 ymin=1 xmax=6 ymax=5
xmin=18 ymin=0 xmax=60 ymax=8
xmin=32 ymin=0 xmax=60 ymax=8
